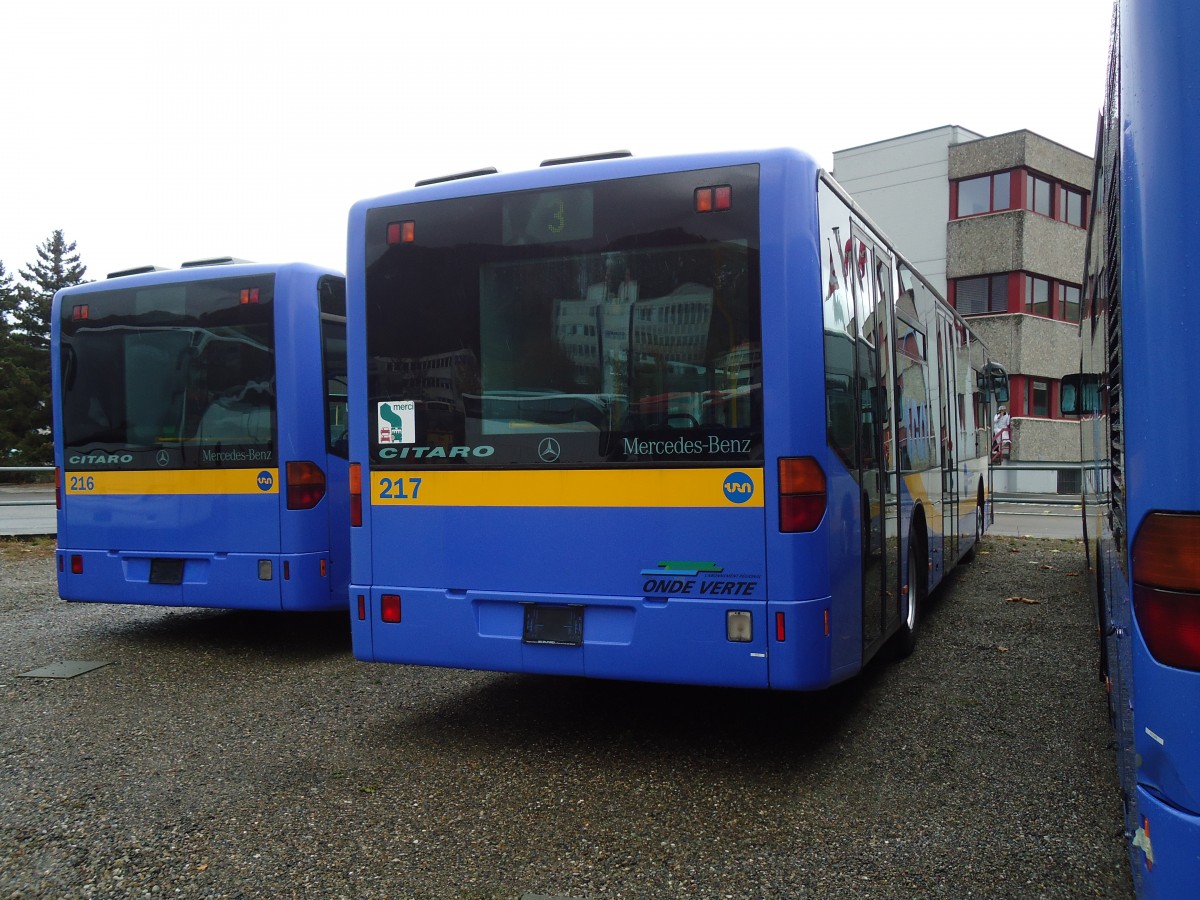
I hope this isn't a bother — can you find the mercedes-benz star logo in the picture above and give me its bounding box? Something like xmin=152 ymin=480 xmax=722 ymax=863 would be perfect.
xmin=537 ymin=437 xmax=561 ymax=463
xmin=156 ymin=449 xmax=170 ymax=467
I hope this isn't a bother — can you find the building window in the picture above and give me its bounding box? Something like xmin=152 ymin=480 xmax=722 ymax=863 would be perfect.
xmin=1057 ymin=283 xmax=1081 ymax=322
xmin=1029 ymin=379 xmax=1050 ymax=417
xmin=1027 ymin=174 xmax=1053 ymax=216
xmin=954 ymin=274 xmax=1009 ymax=315
xmin=1056 ymin=186 xmax=1085 ymax=227
xmin=1025 ymin=275 xmax=1050 ymax=316
xmin=955 ymin=171 xmax=1012 ymax=217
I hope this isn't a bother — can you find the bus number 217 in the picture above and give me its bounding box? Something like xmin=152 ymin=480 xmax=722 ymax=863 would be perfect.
xmin=379 ymin=477 xmax=422 ymax=501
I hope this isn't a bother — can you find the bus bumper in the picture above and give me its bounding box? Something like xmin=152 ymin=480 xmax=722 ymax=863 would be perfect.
xmin=765 ymin=598 xmax=836 ymax=691
xmin=56 ymin=548 xmax=338 ymax=611
xmin=351 ymin=587 xmax=836 ymax=690
xmin=1130 ymin=785 xmax=1200 ymax=897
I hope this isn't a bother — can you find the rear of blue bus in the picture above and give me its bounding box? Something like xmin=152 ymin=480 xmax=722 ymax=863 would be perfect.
xmin=1098 ymin=0 xmax=1200 ymax=889
xmin=348 ymin=150 xmax=839 ymax=689
xmin=53 ymin=263 xmax=345 ymax=612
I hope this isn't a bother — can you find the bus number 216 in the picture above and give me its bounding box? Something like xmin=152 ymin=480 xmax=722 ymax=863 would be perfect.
xmin=379 ymin=477 xmax=422 ymax=501
xmin=69 ymin=475 xmax=96 ymax=492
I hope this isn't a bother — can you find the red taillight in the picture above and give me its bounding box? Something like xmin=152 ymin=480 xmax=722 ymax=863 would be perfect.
xmin=1134 ymin=585 xmax=1200 ymax=671
xmin=775 ymin=612 xmax=786 ymax=642
xmin=778 ymin=457 xmax=826 ymax=533
xmin=349 ymin=463 xmax=363 ymax=527
xmin=71 ymin=554 xmax=83 ymax=575
xmin=286 ymin=461 xmax=326 ymax=510
xmin=381 ymin=594 xmax=401 ymax=623
xmin=387 ymin=221 xmax=415 ymax=244
xmin=1132 ymin=512 xmax=1200 ymax=670
xmin=694 ymin=184 xmax=732 ymax=213
xmin=357 ymin=594 xmax=366 ymax=621
xmin=55 ymin=467 xmax=61 ymax=510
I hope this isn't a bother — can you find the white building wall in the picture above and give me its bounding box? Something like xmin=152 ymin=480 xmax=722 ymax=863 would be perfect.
xmin=831 ymin=126 xmax=982 ymax=296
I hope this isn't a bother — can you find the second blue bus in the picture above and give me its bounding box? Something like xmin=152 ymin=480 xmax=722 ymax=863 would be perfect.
xmin=1065 ymin=0 xmax=1200 ymax=892
xmin=53 ymin=259 xmax=350 ymax=611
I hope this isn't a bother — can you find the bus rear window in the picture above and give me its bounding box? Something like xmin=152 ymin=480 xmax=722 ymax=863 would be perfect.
xmin=59 ymin=275 xmax=276 ymax=470
xmin=365 ymin=165 xmax=762 ymax=468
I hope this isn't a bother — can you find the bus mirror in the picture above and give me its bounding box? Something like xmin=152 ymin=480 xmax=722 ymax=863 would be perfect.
xmin=984 ymin=363 xmax=1009 ymax=403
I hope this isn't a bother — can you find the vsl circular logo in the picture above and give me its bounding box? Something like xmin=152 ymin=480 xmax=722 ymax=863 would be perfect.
xmin=256 ymin=470 xmax=274 ymax=491
xmin=722 ymin=471 xmax=754 ymax=503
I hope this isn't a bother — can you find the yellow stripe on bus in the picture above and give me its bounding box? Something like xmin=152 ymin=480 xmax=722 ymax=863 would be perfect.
xmin=371 ymin=468 xmax=766 ymax=508
xmin=64 ymin=469 xmax=280 ymax=495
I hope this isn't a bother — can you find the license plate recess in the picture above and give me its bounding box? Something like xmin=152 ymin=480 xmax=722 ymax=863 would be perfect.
xmin=149 ymin=558 xmax=185 ymax=585
xmin=522 ymin=604 xmax=583 ymax=646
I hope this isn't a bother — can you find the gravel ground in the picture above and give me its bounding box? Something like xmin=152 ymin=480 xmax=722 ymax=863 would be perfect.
xmin=0 ymin=535 xmax=1131 ymax=899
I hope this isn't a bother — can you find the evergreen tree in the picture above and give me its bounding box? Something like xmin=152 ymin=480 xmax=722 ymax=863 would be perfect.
xmin=3 ymin=232 xmax=89 ymax=464
xmin=16 ymin=229 xmax=87 ymax=350
xmin=0 ymin=261 xmax=21 ymax=459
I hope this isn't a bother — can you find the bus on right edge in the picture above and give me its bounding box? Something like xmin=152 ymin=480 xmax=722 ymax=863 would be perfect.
xmin=1067 ymin=1 xmax=1200 ymax=892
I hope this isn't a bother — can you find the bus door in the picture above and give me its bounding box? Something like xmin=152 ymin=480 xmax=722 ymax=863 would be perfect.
xmin=850 ymin=226 xmax=898 ymax=654
xmin=937 ymin=311 xmax=959 ymax=565
xmin=320 ymin=303 xmax=350 ymax=606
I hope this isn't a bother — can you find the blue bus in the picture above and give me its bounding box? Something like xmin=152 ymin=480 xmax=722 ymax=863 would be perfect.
xmin=1064 ymin=0 xmax=1200 ymax=891
xmin=52 ymin=259 xmax=350 ymax=611
xmin=347 ymin=149 xmax=1008 ymax=689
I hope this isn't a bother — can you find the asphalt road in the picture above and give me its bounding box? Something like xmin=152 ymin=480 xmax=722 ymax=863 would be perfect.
xmin=0 ymin=484 xmax=55 ymax=537
xmin=1 ymin=530 xmax=1131 ymax=898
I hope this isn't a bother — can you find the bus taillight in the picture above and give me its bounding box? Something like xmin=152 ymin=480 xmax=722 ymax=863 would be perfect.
xmin=55 ymin=467 xmax=61 ymax=510
xmin=349 ymin=463 xmax=362 ymax=527
xmin=285 ymin=461 xmax=326 ymax=510
xmin=778 ymin=457 xmax=826 ymax=533
xmin=1132 ymin=512 xmax=1200 ymax=671
xmin=381 ymin=594 xmax=401 ymax=623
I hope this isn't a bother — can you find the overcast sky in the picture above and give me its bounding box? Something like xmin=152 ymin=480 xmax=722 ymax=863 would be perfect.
xmin=2 ymin=0 xmax=1113 ymax=283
